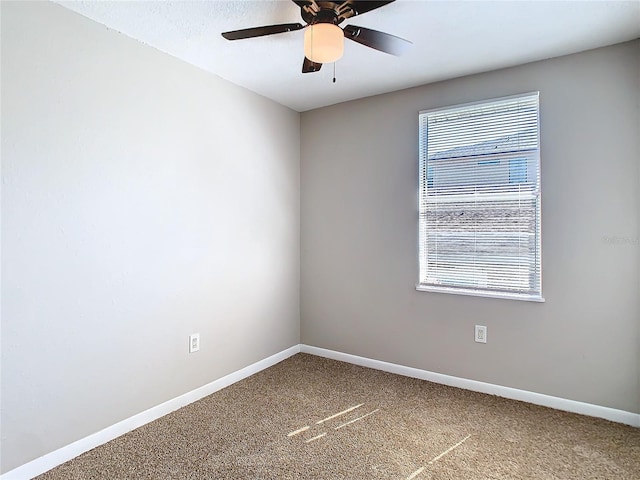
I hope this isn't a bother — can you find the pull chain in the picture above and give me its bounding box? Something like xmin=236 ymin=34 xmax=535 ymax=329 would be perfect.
xmin=333 ymin=62 xmax=336 ymax=83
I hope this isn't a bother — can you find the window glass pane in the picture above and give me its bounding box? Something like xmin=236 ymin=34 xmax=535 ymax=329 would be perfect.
xmin=509 ymin=158 xmax=527 ymax=184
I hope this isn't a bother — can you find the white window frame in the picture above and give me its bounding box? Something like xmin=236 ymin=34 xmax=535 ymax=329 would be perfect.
xmin=417 ymin=92 xmax=544 ymax=302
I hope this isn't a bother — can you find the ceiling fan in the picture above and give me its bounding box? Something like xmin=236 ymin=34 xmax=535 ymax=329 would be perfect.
xmin=221 ymin=0 xmax=412 ymax=73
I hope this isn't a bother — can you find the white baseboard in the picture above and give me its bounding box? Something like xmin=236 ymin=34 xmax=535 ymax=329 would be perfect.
xmin=0 ymin=345 xmax=300 ymax=480
xmin=300 ymin=344 xmax=640 ymax=428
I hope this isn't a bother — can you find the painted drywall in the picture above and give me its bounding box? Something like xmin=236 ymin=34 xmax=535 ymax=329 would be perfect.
xmin=301 ymin=40 xmax=640 ymax=414
xmin=1 ymin=1 xmax=300 ymax=473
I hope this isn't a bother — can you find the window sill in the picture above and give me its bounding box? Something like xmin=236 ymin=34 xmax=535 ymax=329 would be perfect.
xmin=416 ymin=285 xmax=545 ymax=303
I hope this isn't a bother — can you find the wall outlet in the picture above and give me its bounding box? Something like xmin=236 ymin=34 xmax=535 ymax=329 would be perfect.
xmin=475 ymin=325 xmax=487 ymax=343
xmin=189 ymin=333 xmax=200 ymax=353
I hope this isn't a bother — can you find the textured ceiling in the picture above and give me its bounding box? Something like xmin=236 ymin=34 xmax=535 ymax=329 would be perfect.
xmin=56 ymin=1 xmax=640 ymax=112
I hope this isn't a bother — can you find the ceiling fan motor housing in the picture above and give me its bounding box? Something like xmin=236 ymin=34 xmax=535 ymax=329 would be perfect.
xmin=301 ymin=1 xmax=353 ymax=25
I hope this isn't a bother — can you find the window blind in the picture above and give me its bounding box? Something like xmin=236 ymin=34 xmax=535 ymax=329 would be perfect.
xmin=418 ymin=93 xmax=542 ymax=300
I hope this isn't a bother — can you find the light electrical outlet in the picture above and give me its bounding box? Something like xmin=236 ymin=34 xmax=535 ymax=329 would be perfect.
xmin=189 ymin=333 xmax=200 ymax=353
xmin=475 ymin=325 xmax=487 ymax=343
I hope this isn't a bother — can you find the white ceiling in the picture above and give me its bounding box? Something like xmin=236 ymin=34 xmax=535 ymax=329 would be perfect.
xmin=56 ymin=1 xmax=640 ymax=112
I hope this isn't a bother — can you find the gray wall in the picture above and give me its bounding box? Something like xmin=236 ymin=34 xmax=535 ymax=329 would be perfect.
xmin=1 ymin=2 xmax=300 ymax=473
xmin=301 ymin=40 xmax=640 ymax=414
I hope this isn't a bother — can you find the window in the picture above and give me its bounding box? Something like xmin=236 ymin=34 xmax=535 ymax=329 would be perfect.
xmin=418 ymin=93 xmax=543 ymax=301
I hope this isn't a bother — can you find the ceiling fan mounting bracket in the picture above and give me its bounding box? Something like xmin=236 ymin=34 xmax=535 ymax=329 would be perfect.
xmin=301 ymin=1 xmax=353 ymax=25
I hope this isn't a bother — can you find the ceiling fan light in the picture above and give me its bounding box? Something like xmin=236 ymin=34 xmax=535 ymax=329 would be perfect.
xmin=304 ymin=23 xmax=344 ymax=63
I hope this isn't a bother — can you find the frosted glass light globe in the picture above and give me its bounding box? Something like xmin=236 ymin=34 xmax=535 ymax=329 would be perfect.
xmin=304 ymin=24 xmax=344 ymax=63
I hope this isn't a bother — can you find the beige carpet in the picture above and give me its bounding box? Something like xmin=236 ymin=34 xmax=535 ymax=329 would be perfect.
xmin=38 ymin=354 xmax=639 ymax=479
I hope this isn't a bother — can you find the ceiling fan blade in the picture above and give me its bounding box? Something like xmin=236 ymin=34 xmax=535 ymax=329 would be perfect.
xmin=343 ymin=24 xmax=411 ymax=56
xmin=302 ymin=57 xmax=322 ymax=73
xmin=341 ymin=1 xmax=396 ymax=17
xmin=221 ymin=23 xmax=303 ymax=41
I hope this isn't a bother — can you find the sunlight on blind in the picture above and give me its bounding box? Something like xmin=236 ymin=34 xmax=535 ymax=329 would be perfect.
xmin=418 ymin=93 xmax=542 ymax=301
